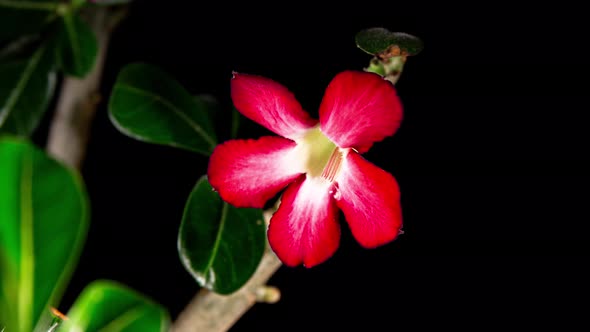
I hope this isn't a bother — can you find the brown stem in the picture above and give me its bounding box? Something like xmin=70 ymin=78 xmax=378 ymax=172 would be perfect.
xmin=172 ymin=250 xmax=282 ymax=332
xmin=46 ymin=6 xmax=125 ymax=168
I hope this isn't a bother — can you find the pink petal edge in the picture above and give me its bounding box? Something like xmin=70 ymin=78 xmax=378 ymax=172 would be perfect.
xmin=335 ymin=151 xmax=403 ymax=248
xmin=319 ymin=71 xmax=403 ymax=151
xmin=231 ymin=72 xmax=317 ymax=140
xmin=268 ymin=176 xmax=341 ymax=267
xmin=207 ymin=136 xmax=303 ymax=209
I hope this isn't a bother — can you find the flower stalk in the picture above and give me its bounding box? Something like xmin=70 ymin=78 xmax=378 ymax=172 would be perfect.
xmin=365 ymin=55 xmax=406 ymax=84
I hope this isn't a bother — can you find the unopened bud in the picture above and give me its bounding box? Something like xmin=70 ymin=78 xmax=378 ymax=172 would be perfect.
xmin=255 ymin=286 xmax=281 ymax=304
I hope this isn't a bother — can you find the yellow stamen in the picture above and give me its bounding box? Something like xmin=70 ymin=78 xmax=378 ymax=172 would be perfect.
xmin=50 ymin=307 xmax=68 ymax=321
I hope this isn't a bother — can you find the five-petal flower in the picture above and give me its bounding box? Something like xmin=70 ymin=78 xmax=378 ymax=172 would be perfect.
xmin=208 ymin=70 xmax=403 ymax=267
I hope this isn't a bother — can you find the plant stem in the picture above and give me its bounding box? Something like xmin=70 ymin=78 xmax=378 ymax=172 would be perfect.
xmin=46 ymin=6 xmax=125 ymax=169
xmin=172 ymin=207 xmax=283 ymax=332
xmin=172 ymin=249 xmax=282 ymax=332
xmin=365 ymin=55 xmax=406 ymax=84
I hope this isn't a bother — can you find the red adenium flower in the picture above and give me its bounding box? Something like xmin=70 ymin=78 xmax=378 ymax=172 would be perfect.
xmin=208 ymin=71 xmax=403 ymax=267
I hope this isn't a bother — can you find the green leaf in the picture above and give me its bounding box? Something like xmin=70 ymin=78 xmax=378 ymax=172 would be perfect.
xmin=0 ymin=35 xmax=41 ymax=63
xmin=356 ymin=28 xmax=424 ymax=56
xmin=109 ymin=63 xmax=217 ymax=155
xmin=70 ymin=0 xmax=87 ymax=8
xmin=0 ymin=137 xmax=89 ymax=332
xmin=193 ymin=93 xmax=219 ymax=124
xmin=57 ymin=280 xmax=170 ymax=332
xmin=55 ymin=12 xmax=98 ymax=77
xmin=0 ymin=43 xmax=57 ymax=136
xmin=89 ymin=0 xmax=133 ymax=5
xmin=178 ymin=176 xmax=266 ymax=295
xmin=0 ymin=1 xmax=59 ymax=42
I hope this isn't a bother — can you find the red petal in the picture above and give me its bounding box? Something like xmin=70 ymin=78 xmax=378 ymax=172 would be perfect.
xmin=231 ymin=72 xmax=317 ymax=140
xmin=207 ymin=136 xmax=303 ymax=208
xmin=335 ymin=152 xmax=402 ymax=248
xmin=319 ymin=71 xmax=403 ymax=150
xmin=268 ymin=176 xmax=341 ymax=267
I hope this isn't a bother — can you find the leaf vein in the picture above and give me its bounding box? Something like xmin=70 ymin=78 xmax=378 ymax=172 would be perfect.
xmin=0 ymin=0 xmax=58 ymax=10
xmin=0 ymin=45 xmax=46 ymax=128
xmin=202 ymin=202 xmax=229 ymax=285
xmin=18 ymin=147 xmax=34 ymax=332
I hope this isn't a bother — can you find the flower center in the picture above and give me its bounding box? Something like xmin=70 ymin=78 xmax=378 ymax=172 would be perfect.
xmin=297 ymin=126 xmax=344 ymax=181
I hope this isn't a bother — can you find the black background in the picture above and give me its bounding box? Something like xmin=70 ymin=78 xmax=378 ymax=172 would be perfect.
xmin=47 ymin=1 xmax=589 ymax=330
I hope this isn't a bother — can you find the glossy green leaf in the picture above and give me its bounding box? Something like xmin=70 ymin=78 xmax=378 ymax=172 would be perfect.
xmin=178 ymin=176 xmax=266 ymax=295
xmin=89 ymin=0 xmax=133 ymax=5
xmin=55 ymin=13 xmax=98 ymax=77
xmin=356 ymin=28 xmax=424 ymax=56
xmin=58 ymin=280 xmax=170 ymax=332
xmin=70 ymin=0 xmax=87 ymax=7
xmin=0 ymin=43 xmax=57 ymax=136
xmin=0 ymin=1 xmax=59 ymax=42
xmin=0 ymin=137 xmax=89 ymax=332
xmin=109 ymin=63 xmax=217 ymax=155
